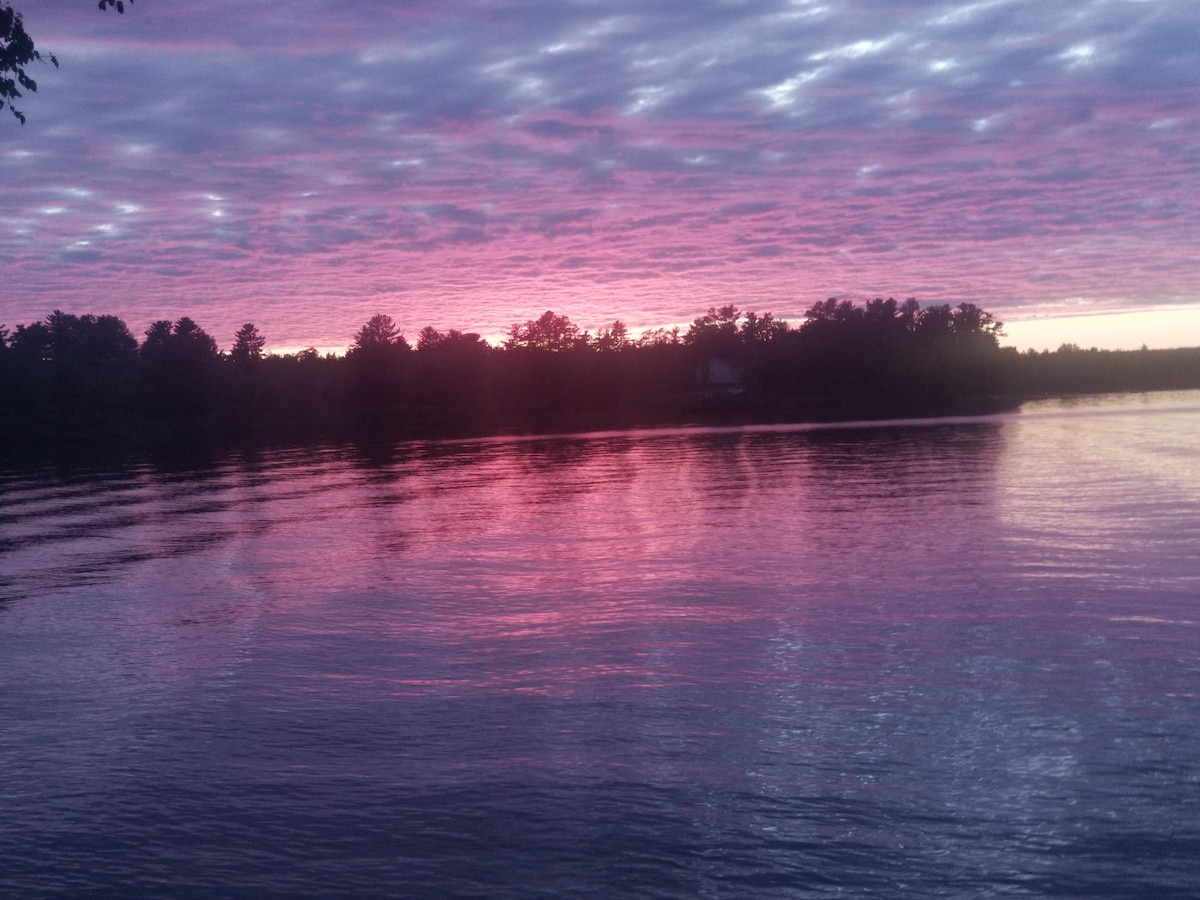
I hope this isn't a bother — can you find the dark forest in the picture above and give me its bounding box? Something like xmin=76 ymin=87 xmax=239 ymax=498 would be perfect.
xmin=4 ymin=299 xmax=1199 ymax=450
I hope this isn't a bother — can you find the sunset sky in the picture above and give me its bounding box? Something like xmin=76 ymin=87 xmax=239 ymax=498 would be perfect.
xmin=4 ymin=0 xmax=1199 ymax=354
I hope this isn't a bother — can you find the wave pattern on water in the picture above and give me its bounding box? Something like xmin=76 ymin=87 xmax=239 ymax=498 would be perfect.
xmin=2 ymin=392 xmax=1199 ymax=898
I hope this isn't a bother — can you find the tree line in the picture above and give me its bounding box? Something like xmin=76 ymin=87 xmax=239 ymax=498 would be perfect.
xmin=3 ymin=300 xmax=1198 ymax=447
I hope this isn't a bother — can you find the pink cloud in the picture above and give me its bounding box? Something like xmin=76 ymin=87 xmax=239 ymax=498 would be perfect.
xmin=3 ymin=1 xmax=1199 ymax=352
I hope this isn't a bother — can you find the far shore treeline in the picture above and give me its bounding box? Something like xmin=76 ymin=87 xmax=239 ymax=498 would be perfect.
xmin=3 ymin=299 xmax=1199 ymax=450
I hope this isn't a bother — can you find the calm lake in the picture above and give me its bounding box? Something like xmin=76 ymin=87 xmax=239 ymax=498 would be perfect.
xmin=2 ymin=391 xmax=1199 ymax=898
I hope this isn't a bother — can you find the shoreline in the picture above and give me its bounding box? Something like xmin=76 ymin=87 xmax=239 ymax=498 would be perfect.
xmin=0 ymin=390 xmax=1080 ymax=469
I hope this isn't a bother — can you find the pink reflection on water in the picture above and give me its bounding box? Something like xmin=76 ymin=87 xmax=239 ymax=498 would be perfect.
xmin=200 ymin=422 xmax=1009 ymax=702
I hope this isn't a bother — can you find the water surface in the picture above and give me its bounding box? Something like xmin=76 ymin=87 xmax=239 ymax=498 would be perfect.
xmin=2 ymin=391 xmax=1199 ymax=897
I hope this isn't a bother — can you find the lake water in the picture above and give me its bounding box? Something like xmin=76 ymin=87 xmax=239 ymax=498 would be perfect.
xmin=2 ymin=391 xmax=1199 ymax=898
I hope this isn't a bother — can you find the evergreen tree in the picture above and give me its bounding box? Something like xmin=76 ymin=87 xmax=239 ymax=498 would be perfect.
xmin=231 ymin=323 xmax=266 ymax=366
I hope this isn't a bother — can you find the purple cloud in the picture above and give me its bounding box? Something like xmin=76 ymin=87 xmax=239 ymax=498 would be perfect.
xmin=2 ymin=0 xmax=1199 ymax=351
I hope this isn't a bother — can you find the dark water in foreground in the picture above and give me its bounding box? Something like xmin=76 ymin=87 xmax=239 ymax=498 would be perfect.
xmin=2 ymin=391 xmax=1199 ymax=898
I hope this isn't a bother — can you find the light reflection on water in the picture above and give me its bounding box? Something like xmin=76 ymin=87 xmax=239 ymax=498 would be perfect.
xmin=2 ymin=391 xmax=1199 ymax=898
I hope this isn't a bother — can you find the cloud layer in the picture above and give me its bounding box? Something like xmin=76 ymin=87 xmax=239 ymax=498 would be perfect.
xmin=4 ymin=0 xmax=1199 ymax=350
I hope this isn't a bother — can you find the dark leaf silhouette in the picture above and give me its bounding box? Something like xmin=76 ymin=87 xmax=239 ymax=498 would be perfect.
xmin=2 ymin=1 xmax=128 ymax=123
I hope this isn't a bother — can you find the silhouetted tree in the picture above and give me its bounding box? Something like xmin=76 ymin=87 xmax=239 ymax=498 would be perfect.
xmin=740 ymin=310 xmax=787 ymax=345
xmin=7 ymin=319 xmax=51 ymax=363
xmin=351 ymin=313 xmax=407 ymax=353
xmin=949 ymin=302 xmax=1003 ymax=345
xmin=594 ymin=320 xmax=629 ymax=352
xmin=1 ymin=5 xmax=49 ymax=124
xmin=2 ymin=1 xmax=130 ymax=124
xmin=31 ymin=311 xmax=137 ymax=409
xmin=783 ymin=297 xmax=1010 ymax=404
xmin=138 ymin=316 xmax=220 ymax=416
xmin=230 ymin=322 xmax=266 ymax=366
xmin=0 ymin=310 xmax=137 ymax=411
xmin=347 ymin=313 xmax=410 ymax=410
xmin=915 ymin=303 xmax=953 ymax=340
xmin=686 ymin=305 xmax=743 ymax=359
xmin=219 ymin=322 xmax=268 ymax=425
xmin=861 ymin=297 xmax=901 ymax=336
xmin=2 ymin=320 xmax=51 ymax=412
xmin=140 ymin=319 xmax=174 ymax=360
xmin=408 ymin=326 xmax=492 ymax=416
xmin=170 ymin=317 xmax=219 ymax=360
xmin=636 ymin=326 xmax=681 ymax=347
xmin=898 ymin=297 xmax=921 ymax=333
xmin=800 ymin=297 xmax=862 ymax=332
xmin=416 ymin=325 xmax=444 ymax=351
xmin=14 ymin=297 xmax=1187 ymax=448
xmin=41 ymin=309 xmax=137 ymax=365
xmin=505 ymin=311 xmax=582 ymax=351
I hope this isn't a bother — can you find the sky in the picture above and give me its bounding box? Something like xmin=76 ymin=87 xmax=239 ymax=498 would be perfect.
xmin=3 ymin=0 xmax=1200 ymax=354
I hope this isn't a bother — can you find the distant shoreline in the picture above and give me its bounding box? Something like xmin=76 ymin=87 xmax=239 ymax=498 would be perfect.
xmin=6 ymin=303 xmax=1200 ymax=466
xmin=0 ymin=388 xmax=1149 ymax=467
